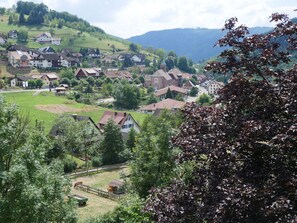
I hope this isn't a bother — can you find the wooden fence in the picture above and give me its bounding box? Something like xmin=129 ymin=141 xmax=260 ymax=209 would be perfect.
xmin=74 ymin=183 xmax=123 ymax=201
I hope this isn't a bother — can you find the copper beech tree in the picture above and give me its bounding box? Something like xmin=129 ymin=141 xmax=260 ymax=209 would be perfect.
xmin=145 ymin=13 xmax=297 ymax=222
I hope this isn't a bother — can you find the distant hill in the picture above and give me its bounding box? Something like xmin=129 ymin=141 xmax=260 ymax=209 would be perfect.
xmin=128 ymin=27 xmax=272 ymax=62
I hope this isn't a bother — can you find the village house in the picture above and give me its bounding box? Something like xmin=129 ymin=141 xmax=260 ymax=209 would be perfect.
xmin=131 ymin=53 xmax=146 ymax=65
xmin=145 ymin=68 xmax=183 ymax=90
xmin=39 ymin=46 xmax=56 ymax=54
xmin=6 ymin=44 xmax=29 ymax=52
xmin=35 ymin=32 xmax=61 ymax=45
xmin=140 ymin=98 xmax=186 ymax=114
xmin=102 ymin=70 xmax=133 ymax=81
xmin=183 ymin=79 xmax=196 ymax=90
xmin=87 ymin=48 xmax=100 ymax=58
xmin=75 ymin=68 xmax=103 ymax=79
xmin=154 ymin=85 xmax=189 ymax=100
xmin=41 ymin=73 xmax=60 ymax=85
xmin=31 ymin=53 xmax=68 ymax=68
xmin=51 ymin=37 xmax=61 ymax=45
xmin=35 ymin=32 xmax=52 ymax=43
xmin=97 ymin=111 xmax=140 ymax=134
xmin=8 ymin=51 xmax=32 ymax=68
xmin=204 ymin=80 xmax=224 ymax=95
xmin=7 ymin=30 xmax=18 ymax=39
xmin=10 ymin=76 xmax=33 ymax=88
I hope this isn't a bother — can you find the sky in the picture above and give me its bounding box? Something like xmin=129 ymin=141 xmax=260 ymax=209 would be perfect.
xmin=0 ymin=0 xmax=296 ymax=38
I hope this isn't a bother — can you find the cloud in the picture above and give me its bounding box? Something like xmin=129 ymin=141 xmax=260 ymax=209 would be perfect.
xmin=94 ymin=0 xmax=297 ymax=38
xmin=1 ymin=0 xmax=296 ymax=38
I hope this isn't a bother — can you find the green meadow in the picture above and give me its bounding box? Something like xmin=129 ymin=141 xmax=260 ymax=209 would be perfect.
xmin=3 ymin=91 xmax=149 ymax=133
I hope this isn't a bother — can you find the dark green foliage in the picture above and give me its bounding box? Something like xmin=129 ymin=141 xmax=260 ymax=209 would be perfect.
xmin=17 ymin=30 xmax=28 ymax=43
xmin=177 ymin=56 xmax=196 ymax=73
xmin=70 ymin=78 xmax=79 ymax=87
xmin=8 ymin=14 xmax=13 ymax=24
xmin=60 ymin=77 xmax=70 ymax=86
xmin=122 ymin=56 xmax=134 ymax=68
xmin=146 ymin=94 xmax=158 ymax=105
xmin=0 ymin=7 xmax=5 ymax=15
xmin=60 ymin=69 xmax=75 ymax=80
xmin=189 ymin=77 xmax=197 ymax=85
xmin=35 ymin=79 xmax=43 ymax=88
xmin=145 ymin=13 xmax=297 ymax=223
xmin=91 ymin=156 xmax=102 ymax=167
xmin=114 ymin=83 xmax=139 ymax=109
xmin=0 ymin=96 xmax=76 ymax=222
xmin=86 ymin=195 xmax=152 ymax=223
xmin=126 ymin=128 xmax=137 ymax=151
xmin=189 ymin=86 xmax=198 ymax=96
xmin=27 ymin=79 xmax=36 ymax=89
xmin=86 ymin=76 xmax=95 ymax=86
xmin=63 ymin=157 xmax=77 ymax=173
xmin=27 ymin=3 xmax=48 ymax=25
xmin=100 ymin=119 xmax=124 ymax=165
xmin=165 ymin=58 xmax=175 ymax=70
xmin=131 ymin=115 xmax=176 ymax=198
xmin=18 ymin=12 xmax=26 ymax=24
xmin=147 ymin=86 xmax=155 ymax=94
xmin=165 ymin=88 xmax=173 ymax=99
xmin=129 ymin=43 xmax=139 ymax=52
xmin=196 ymin=93 xmax=212 ymax=105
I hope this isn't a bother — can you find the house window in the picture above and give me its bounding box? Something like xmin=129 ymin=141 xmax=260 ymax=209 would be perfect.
xmin=122 ymin=125 xmax=125 ymax=129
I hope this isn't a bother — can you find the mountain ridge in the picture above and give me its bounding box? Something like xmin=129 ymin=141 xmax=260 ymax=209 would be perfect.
xmin=128 ymin=27 xmax=273 ymax=62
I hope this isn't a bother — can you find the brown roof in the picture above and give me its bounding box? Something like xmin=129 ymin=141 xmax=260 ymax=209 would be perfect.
xmin=140 ymin=98 xmax=186 ymax=111
xmin=75 ymin=68 xmax=101 ymax=78
xmin=152 ymin=69 xmax=172 ymax=81
xmin=182 ymin=73 xmax=192 ymax=79
xmin=108 ymin=179 xmax=124 ymax=187
xmin=168 ymin=68 xmax=182 ymax=79
xmin=154 ymin=86 xmax=188 ymax=97
xmin=98 ymin=111 xmax=129 ymax=130
xmin=41 ymin=72 xmax=59 ymax=80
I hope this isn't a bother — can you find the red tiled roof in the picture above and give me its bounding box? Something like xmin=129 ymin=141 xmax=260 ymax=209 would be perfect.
xmin=98 ymin=111 xmax=128 ymax=130
xmin=140 ymin=98 xmax=186 ymax=111
xmin=154 ymin=86 xmax=188 ymax=97
xmin=168 ymin=68 xmax=182 ymax=79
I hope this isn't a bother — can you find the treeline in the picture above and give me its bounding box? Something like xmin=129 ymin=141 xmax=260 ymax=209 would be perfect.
xmin=13 ymin=1 xmax=104 ymax=33
xmin=145 ymin=47 xmax=196 ymax=74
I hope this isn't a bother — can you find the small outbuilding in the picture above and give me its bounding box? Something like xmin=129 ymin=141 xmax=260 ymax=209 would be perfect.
xmin=108 ymin=180 xmax=124 ymax=194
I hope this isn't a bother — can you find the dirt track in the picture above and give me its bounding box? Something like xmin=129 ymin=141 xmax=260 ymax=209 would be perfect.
xmin=36 ymin=104 xmax=97 ymax=114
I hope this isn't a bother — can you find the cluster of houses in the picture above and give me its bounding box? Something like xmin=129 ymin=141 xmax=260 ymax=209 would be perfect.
xmin=0 ymin=31 xmax=61 ymax=46
xmin=4 ymin=42 xmax=147 ymax=70
xmin=75 ymin=66 xmax=224 ymax=114
xmin=6 ymin=44 xmax=82 ymax=69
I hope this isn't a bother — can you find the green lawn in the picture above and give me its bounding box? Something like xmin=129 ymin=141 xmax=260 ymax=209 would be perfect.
xmin=3 ymin=91 xmax=149 ymax=133
xmin=0 ymin=15 xmax=128 ymax=53
xmin=71 ymin=166 xmax=129 ymax=222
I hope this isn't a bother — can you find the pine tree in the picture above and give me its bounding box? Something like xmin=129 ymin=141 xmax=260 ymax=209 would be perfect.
xmin=100 ymin=119 xmax=124 ymax=165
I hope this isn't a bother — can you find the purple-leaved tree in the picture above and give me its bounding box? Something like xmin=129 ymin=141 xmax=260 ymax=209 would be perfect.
xmin=145 ymin=13 xmax=297 ymax=223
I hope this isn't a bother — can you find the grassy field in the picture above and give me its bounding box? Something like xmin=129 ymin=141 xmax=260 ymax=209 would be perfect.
xmin=71 ymin=166 xmax=129 ymax=222
xmin=0 ymin=15 xmax=129 ymax=52
xmin=3 ymin=91 xmax=149 ymax=133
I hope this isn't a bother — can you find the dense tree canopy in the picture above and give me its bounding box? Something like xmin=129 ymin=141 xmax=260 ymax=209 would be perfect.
xmin=0 ymin=96 xmax=76 ymax=222
xmin=131 ymin=114 xmax=176 ymax=198
xmin=145 ymin=13 xmax=297 ymax=222
xmin=100 ymin=119 xmax=124 ymax=165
